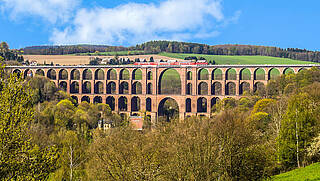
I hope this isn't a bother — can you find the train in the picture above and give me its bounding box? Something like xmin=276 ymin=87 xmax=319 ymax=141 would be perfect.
xmin=134 ymin=60 xmax=208 ymax=66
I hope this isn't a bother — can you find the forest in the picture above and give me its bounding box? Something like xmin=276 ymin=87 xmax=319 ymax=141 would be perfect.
xmin=1 ymin=63 xmax=320 ymax=180
xmin=21 ymin=40 xmax=320 ymax=63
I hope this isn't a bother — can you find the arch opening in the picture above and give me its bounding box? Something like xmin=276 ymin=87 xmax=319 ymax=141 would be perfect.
xmin=186 ymin=98 xmax=192 ymax=113
xmin=147 ymin=83 xmax=152 ymax=94
xmin=284 ymin=68 xmax=294 ymax=75
xmin=107 ymin=69 xmax=117 ymax=80
xmin=240 ymin=68 xmax=251 ymax=80
xmin=59 ymin=69 xmax=68 ymax=80
xmin=198 ymin=68 xmax=209 ymax=80
xmin=132 ymin=69 xmax=142 ymax=80
xmin=81 ymin=96 xmax=90 ymax=103
xmin=71 ymin=69 xmax=80 ymax=80
xmin=70 ymin=81 xmax=79 ymax=94
xmin=47 ymin=69 xmax=57 ymax=80
xmin=186 ymin=83 xmax=192 ymax=95
xmin=59 ymin=81 xmax=67 ymax=92
xmin=226 ymin=68 xmax=237 ymax=80
xmin=226 ymin=82 xmax=236 ymax=95
xmin=146 ymin=98 xmax=152 ymax=112
xmin=212 ymin=82 xmax=222 ymax=95
xmin=94 ymin=81 xmax=104 ymax=94
xmin=83 ymin=69 xmax=93 ymax=80
xmin=187 ymin=71 xmax=192 ymax=80
xmin=82 ymin=81 xmax=91 ymax=94
xmin=197 ymin=97 xmax=207 ymax=113
xmin=24 ymin=69 xmax=33 ymax=78
xmin=35 ymin=69 xmax=44 ymax=76
xmin=94 ymin=96 xmax=102 ymax=104
xmin=118 ymin=96 xmax=128 ymax=111
xmin=159 ymin=69 xmax=181 ymax=95
xmin=212 ymin=69 xmax=223 ymax=80
xmin=239 ymin=82 xmax=250 ymax=95
xmin=95 ymin=69 xmax=105 ymax=80
xmin=131 ymin=96 xmax=141 ymax=112
xmin=158 ymin=98 xmax=179 ymax=122
xmin=269 ymin=68 xmax=280 ymax=80
xmin=254 ymin=68 xmax=265 ymax=80
xmin=120 ymin=69 xmax=130 ymax=80
xmin=106 ymin=96 xmax=115 ymax=111
xmin=147 ymin=71 xmax=153 ymax=80
xmin=198 ymin=82 xmax=208 ymax=95
xmin=106 ymin=82 xmax=116 ymax=94
xmin=119 ymin=82 xmax=129 ymax=94
xmin=132 ymin=82 xmax=142 ymax=94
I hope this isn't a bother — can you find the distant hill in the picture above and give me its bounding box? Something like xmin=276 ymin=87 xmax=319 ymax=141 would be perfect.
xmin=21 ymin=40 xmax=320 ymax=63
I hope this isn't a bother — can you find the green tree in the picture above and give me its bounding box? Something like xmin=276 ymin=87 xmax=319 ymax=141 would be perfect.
xmin=0 ymin=65 xmax=58 ymax=180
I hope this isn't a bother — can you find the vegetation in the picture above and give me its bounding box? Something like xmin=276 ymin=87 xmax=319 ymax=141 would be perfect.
xmin=271 ymin=162 xmax=320 ymax=180
xmin=71 ymin=50 xmax=145 ymax=56
xmin=160 ymin=52 xmax=318 ymax=65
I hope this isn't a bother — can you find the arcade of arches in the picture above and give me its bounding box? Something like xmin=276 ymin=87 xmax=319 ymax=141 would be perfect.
xmin=9 ymin=65 xmax=312 ymax=121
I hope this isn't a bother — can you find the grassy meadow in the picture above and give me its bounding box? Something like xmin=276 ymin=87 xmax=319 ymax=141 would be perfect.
xmin=270 ymin=162 xmax=320 ymax=181
xmin=160 ymin=52 xmax=318 ymax=65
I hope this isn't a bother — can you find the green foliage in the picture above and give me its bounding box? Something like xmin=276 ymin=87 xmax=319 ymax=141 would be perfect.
xmin=0 ymin=65 xmax=58 ymax=180
xmin=277 ymin=93 xmax=320 ymax=169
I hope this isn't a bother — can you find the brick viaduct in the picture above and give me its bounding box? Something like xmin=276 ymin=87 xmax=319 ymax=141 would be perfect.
xmin=6 ymin=64 xmax=319 ymax=121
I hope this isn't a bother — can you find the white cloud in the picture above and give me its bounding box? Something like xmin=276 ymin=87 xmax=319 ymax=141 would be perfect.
xmin=50 ymin=0 xmax=233 ymax=45
xmin=0 ymin=0 xmax=80 ymax=23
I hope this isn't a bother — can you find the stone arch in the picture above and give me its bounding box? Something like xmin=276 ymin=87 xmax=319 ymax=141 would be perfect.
xmin=131 ymin=96 xmax=141 ymax=112
xmin=120 ymin=69 xmax=130 ymax=80
xmin=254 ymin=68 xmax=265 ymax=80
xmin=59 ymin=69 xmax=68 ymax=80
xmin=197 ymin=97 xmax=207 ymax=113
xmin=254 ymin=82 xmax=266 ymax=94
xmin=146 ymin=98 xmax=152 ymax=112
xmin=106 ymin=96 xmax=115 ymax=111
xmin=94 ymin=81 xmax=104 ymax=94
xmin=240 ymin=68 xmax=251 ymax=80
xmin=226 ymin=68 xmax=237 ymax=80
xmin=94 ymin=96 xmax=102 ymax=104
xmin=186 ymin=83 xmax=192 ymax=95
xmin=186 ymin=98 xmax=192 ymax=113
xmin=35 ymin=69 xmax=44 ymax=76
xmin=119 ymin=82 xmax=129 ymax=94
xmin=147 ymin=83 xmax=152 ymax=94
xmin=106 ymin=81 xmax=116 ymax=94
xmin=212 ymin=82 xmax=222 ymax=95
xmin=71 ymin=69 xmax=80 ymax=80
xmin=82 ymin=81 xmax=91 ymax=94
xmin=159 ymin=68 xmax=181 ymax=95
xmin=283 ymin=67 xmax=294 ymax=75
xmin=107 ymin=69 xmax=117 ymax=80
xmin=95 ymin=69 xmax=105 ymax=80
xmin=187 ymin=71 xmax=192 ymax=80
xmin=83 ymin=69 xmax=92 ymax=80
xmin=71 ymin=96 xmax=78 ymax=104
xmin=81 ymin=96 xmax=90 ymax=103
xmin=226 ymin=82 xmax=236 ymax=95
xmin=239 ymin=82 xmax=250 ymax=95
xmin=211 ymin=97 xmax=220 ymax=111
xmin=70 ymin=81 xmax=79 ymax=93
xmin=13 ymin=69 xmax=22 ymax=77
xmin=47 ymin=69 xmax=57 ymax=80
xmin=198 ymin=82 xmax=208 ymax=95
xmin=24 ymin=69 xmax=33 ymax=78
xmin=59 ymin=81 xmax=67 ymax=91
xmin=118 ymin=96 xmax=128 ymax=111
xmin=147 ymin=71 xmax=153 ymax=80
xmin=132 ymin=82 xmax=142 ymax=94
xmin=212 ymin=68 xmax=223 ymax=80
xmin=132 ymin=69 xmax=142 ymax=80
xmin=158 ymin=97 xmax=179 ymax=121
xmin=198 ymin=68 xmax=209 ymax=80
xmin=298 ymin=68 xmax=306 ymax=72
xmin=268 ymin=68 xmax=280 ymax=80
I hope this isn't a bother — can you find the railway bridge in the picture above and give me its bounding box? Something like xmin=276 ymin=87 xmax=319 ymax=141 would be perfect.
xmin=6 ymin=64 xmax=318 ymax=121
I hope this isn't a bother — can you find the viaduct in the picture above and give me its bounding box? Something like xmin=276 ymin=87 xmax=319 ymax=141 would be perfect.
xmin=6 ymin=64 xmax=319 ymax=121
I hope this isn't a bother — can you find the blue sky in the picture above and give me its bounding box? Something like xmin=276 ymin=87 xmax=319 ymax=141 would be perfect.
xmin=0 ymin=0 xmax=319 ymax=50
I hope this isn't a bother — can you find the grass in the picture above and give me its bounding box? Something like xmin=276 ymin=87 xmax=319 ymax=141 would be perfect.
xmin=159 ymin=52 xmax=318 ymax=65
xmin=70 ymin=50 xmax=145 ymax=56
xmin=270 ymin=163 xmax=320 ymax=181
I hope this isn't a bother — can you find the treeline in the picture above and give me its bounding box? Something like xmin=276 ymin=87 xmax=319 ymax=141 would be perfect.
xmin=22 ymin=45 xmax=132 ymax=55
xmin=0 ymin=41 xmax=24 ymax=62
xmin=137 ymin=41 xmax=320 ymax=63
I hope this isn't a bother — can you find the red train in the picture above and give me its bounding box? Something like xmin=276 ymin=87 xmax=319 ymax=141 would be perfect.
xmin=134 ymin=61 xmax=208 ymax=66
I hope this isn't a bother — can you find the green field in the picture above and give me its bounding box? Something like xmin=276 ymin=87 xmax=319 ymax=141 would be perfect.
xmin=70 ymin=50 xmax=145 ymax=56
xmin=160 ymin=52 xmax=318 ymax=65
xmin=270 ymin=163 xmax=320 ymax=181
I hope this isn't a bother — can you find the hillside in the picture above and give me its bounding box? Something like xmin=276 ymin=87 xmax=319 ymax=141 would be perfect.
xmin=160 ymin=53 xmax=318 ymax=65
xmin=271 ymin=163 xmax=320 ymax=181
